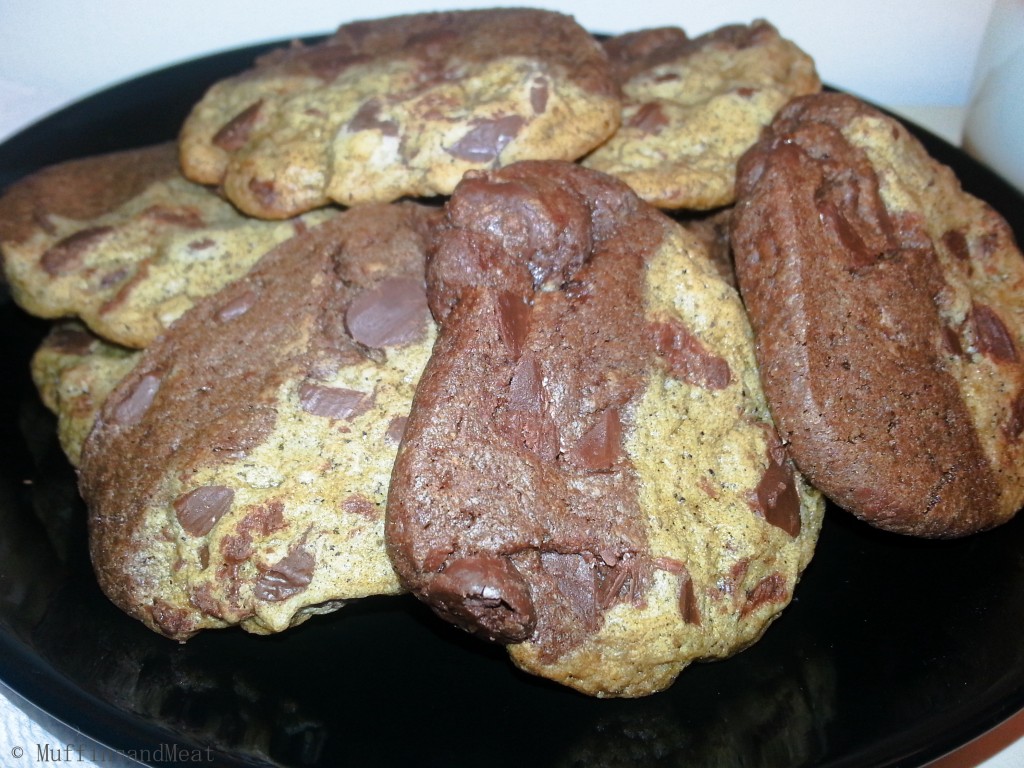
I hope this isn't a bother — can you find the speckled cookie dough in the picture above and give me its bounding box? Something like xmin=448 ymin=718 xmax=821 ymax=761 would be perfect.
xmin=179 ymin=9 xmax=621 ymax=218
xmin=732 ymin=92 xmax=1024 ymax=537
xmin=386 ymin=162 xmax=824 ymax=697
xmin=582 ymin=20 xmax=820 ymax=210
xmin=80 ymin=203 xmax=440 ymax=640
xmin=0 ymin=143 xmax=334 ymax=348
xmin=31 ymin=322 xmax=140 ymax=466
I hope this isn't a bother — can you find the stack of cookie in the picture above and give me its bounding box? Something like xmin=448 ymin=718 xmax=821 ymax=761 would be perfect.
xmin=1 ymin=8 xmax=1020 ymax=699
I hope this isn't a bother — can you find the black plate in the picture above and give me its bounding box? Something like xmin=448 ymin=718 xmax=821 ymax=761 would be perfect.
xmin=2 ymin=40 xmax=1024 ymax=768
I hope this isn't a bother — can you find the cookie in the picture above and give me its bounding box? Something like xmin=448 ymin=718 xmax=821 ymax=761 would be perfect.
xmin=731 ymin=92 xmax=1024 ymax=537
xmin=31 ymin=322 xmax=139 ymax=466
xmin=0 ymin=143 xmax=332 ymax=348
xmin=386 ymin=162 xmax=824 ymax=697
xmin=582 ymin=21 xmax=820 ymax=210
xmin=79 ymin=202 xmax=440 ymax=640
xmin=179 ymin=9 xmax=621 ymax=218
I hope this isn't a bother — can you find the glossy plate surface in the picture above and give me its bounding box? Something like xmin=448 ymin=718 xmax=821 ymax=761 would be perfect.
xmin=2 ymin=41 xmax=1024 ymax=768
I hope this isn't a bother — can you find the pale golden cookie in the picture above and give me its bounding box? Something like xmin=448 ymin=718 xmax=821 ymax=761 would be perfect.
xmin=386 ymin=162 xmax=824 ymax=697
xmin=80 ymin=203 xmax=439 ymax=640
xmin=583 ymin=21 xmax=820 ymax=210
xmin=179 ymin=9 xmax=621 ymax=218
xmin=30 ymin=322 xmax=139 ymax=466
xmin=0 ymin=143 xmax=333 ymax=348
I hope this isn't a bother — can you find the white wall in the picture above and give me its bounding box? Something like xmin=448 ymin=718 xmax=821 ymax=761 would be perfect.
xmin=0 ymin=0 xmax=997 ymax=141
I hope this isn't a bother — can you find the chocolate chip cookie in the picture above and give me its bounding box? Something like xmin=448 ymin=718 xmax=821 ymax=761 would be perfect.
xmin=386 ymin=161 xmax=824 ymax=697
xmin=731 ymin=92 xmax=1024 ymax=537
xmin=31 ymin=322 xmax=139 ymax=466
xmin=583 ymin=21 xmax=820 ymax=210
xmin=0 ymin=143 xmax=331 ymax=348
xmin=80 ymin=202 xmax=439 ymax=640
xmin=179 ymin=9 xmax=621 ymax=218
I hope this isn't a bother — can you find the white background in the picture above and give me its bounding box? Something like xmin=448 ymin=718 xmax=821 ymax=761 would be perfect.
xmin=0 ymin=0 xmax=998 ymax=142
xmin=0 ymin=2 xmax=1021 ymax=768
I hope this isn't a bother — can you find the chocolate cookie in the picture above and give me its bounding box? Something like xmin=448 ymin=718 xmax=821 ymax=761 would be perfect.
xmin=179 ymin=9 xmax=621 ymax=218
xmin=80 ymin=202 xmax=439 ymax=640
xmin=31 ymin=322 xmax=139 ymax=466
xmin=582 ymin=21 xmax=820 ymax=210
xmin=386 ymin=162 xmax=824 ymax=697
xmin=0 ymin=143 xmax=331 ymax=348
xmin=731 ymin=92 xmax=1024 ymax=537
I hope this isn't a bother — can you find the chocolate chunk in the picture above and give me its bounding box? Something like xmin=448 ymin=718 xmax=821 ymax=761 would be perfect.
xmin=446 ymin=115 xmax=527 ymax=163
xmin=173 ymin=486 xmax=235 ymax=537
xmin=942 ymin=324 xmax=965 ymax=357
xmin=495 ymin=291 xmax=530 ymax=358
xmin=753 ymin=450 xmax=802 ymax=537
xmin=628 ymin=102 xmax=669 ymax=134
xmin=651 ymin=320 xmax=731 ymax=389
xmin=341 ymin=495 xmax=378 ymax=518
xmin=972 ymin=302 xmax=1018 ymax=363
xmin=424 ymin=556 xmax=536 ymax=643
xmin=1004 ymin=388 xmax=1024 ymax=440
xmin=254 ymin=547 xmax=315 ymax=602
xmin=530 ymin=78 xmax=549 ymax=114
xmin=247 ymin=178 xmax=278 ymax=209
xmin=501 ymin=352 xmax=559 ymax=461
xmin=740 ymin=573 xmax=787 ymax=617
xmin=347 ymin=99 xmax=399 ymax=136
xmin=141 ymin=205 xmax=205 ymax=229
xmin=539 ymin=552 xmax=597 ymax=626
xmin=595 ymin=555 xmax=650 ymax=609
xmin=216 ymin=290 xmax=259 ymax=322
xmin=942 ymin=229 xmax=971 ymax=261
xmin=345 ymin=276 xmax=429 ymax=348
xmin=110 ymin=374 xmax=160 ymax=427
xmin=45 ymin=325 xmax=95 ymax=355
xmin=567 ymin=408 xmax=621 ymax=470
xmin=39 ymin=226 xmax=113 ymax=275
xmin=298 ymin=383 xmax=372 ymax=420
xmin=385 ymin=415 xmax=408 ymax=445
xmin=212 ymin=100 xmax=263 ymax=151
xmin=677 ymin=569 xmax=701 ymax=626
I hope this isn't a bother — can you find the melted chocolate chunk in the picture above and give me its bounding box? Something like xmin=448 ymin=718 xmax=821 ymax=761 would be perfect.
xmin=942 ymin=229 xmax=971 ymax=261
xmin=972 ymin=302 xmax=1018 ymax=363
xmin=676 ymin=567 xmax=701 ymax=626
xmin=345 ymin=276 xmax=429 ymax=348
xmin=173 ymin=486 xmax=234 ymax=537
xmin=1004 ymin=388 xmax=1024 ymax=440
xmin=446 ymin=116 xmax=527 ymax=163
xmin=110 ymin=374 xmax=161 ymax=427
xmin=212 ymin=100 xmax=263 ymax=151
xmin=298 ymin=383 xmax=373 ymax=420
xmin=628 ymin=102 xmax=669 ymax=134
xmin=45 ymin=325 xmax=95 ymax=356
xmin=753 ymin=449 xmax=802 ymax=537
xmin=740 ymin=573 xmax=788 ymax=617
xmin=567 ymin=408 xmax=621 ymax=470
xmin=385 ymin=415 xmax=409 ymax=445
xmin=530 ymin=78 xmax=549 ymax=114
xmin=495 ymin=291 xmax=531 ymax=359
xmin=254 ymin=547 xmax=315 ymax=602
xmin=347 ymin=99 xmax=399 ymax=136
xmin=216 ymin=290 xmax=259 ymax=322
xmin=424 ymin=556 xmax=536 ymax=642
xmin=40 ymin=226 xmax=113 ymax=275
xmin=651 ymin=320 xmax=731 ymax=390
